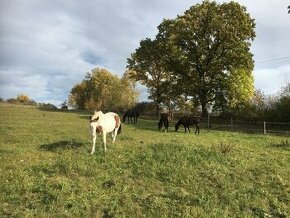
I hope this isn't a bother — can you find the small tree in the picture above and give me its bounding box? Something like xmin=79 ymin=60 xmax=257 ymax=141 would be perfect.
xmin=60 ymin=100 xmax=68 ymax=110
xmin=16 ymin=94 xmax=30 ymax=104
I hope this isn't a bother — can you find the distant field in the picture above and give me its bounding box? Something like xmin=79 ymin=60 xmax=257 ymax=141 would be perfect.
xmin=0 ymin=103 xmax=289 ymax=217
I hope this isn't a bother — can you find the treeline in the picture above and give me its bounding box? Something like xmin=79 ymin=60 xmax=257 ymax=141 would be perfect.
xmin=231 ymin=84 xmax=290 ymax=122
xmin=0 ymin=94 xmax=58 ymax=110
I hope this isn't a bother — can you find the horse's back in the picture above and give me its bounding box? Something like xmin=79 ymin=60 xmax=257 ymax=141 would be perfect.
xmin=101 ymin=112 xmax=121 ymax=132
xmin=181 ymin=115 xmax=200 ymax=125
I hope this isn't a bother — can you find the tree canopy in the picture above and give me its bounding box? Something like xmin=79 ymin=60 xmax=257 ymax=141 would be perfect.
xmin=69 ymin=68 xmax=138 ymax=111
xmin=128 ymin=0 xmax=256 ymax=116
xmin=127 ymin=38 xmax=174 ymax=114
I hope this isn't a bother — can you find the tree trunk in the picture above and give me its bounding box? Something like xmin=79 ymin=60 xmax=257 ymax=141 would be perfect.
xmin=201 ymin=103 xmax=208 ymax=118
xmin=156 ymin=103 xmax=160 ymax=117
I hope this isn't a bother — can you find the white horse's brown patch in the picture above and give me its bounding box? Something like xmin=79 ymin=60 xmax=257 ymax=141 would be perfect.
xmin=96 ymin=125 xmax=103 ymax=134
xmin=114 ymin=115 xmax=120 ymax=128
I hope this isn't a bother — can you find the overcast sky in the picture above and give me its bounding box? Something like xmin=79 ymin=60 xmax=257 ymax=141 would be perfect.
xmin=0 ymin=0 xmax=290 ymax=106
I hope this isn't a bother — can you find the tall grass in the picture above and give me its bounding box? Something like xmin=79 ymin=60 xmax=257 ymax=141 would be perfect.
xmin=0 ymin=103 xmax=289 ymax=217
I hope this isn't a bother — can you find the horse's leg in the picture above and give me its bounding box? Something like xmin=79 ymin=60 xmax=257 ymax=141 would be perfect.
xmin=195 ymin=123 xmax=200 ymax=134
xmin=165 ymin=121 xmax=168 ymax=132
xmin=183 ymin=124 xmax=187 ymax=133
xmin=90 ymin=133 xmax=96 ymax=154
xmin=102 ymin=132 xmax=107 ymax=151
xmin=112 ymin=128 xmax=118 ymax=145
xmin=188 ymin=125 xmax=191 ymax=133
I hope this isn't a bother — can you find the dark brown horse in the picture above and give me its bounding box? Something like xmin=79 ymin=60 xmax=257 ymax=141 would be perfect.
xmin=158 ymin=113 xmax=169 ymax=132
xmin=175 ymin=115 xmax=201 ymax=134
xmin=122 ymin=109 xmax=139 ymax=124
xmin=122 ymin=103 xmax=147 ymax=124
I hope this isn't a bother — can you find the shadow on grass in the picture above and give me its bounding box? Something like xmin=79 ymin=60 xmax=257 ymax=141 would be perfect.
xmin=39 ymin=139 xmax=84 ymax=152
xmin=271 ymin=139 xmax=290 ymax=150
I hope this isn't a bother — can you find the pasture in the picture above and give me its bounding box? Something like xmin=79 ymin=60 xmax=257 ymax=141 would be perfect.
xmin=0 ymin=103 xmax=289 ymax=217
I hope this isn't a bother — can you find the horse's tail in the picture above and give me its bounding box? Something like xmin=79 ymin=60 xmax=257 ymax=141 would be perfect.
xmin=117 ymin=123 xmax=121 ymax=134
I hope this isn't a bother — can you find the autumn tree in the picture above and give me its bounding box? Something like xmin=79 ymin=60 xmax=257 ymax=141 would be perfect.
xmin=16 ymin=94 xmax=30 ymax=104
xmin=69 ymin=68 xmax=138 ymax=111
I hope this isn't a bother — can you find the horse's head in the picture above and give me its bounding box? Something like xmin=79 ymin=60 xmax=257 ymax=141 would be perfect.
xmin=89 ymin=111 xmax=104 ymax=135
xmin=90 ymin=111 xmax=104 ymax=123
xmin=175 ymin=123 xmax=179 ymax=132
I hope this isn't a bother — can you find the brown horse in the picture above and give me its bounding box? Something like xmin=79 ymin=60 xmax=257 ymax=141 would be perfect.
xmin=122 ymin=109 xmax=139 ymax=124
xmin=122 ymin=103 xmax=147 ymax=124
xmin=175 ymin=115 xmax=201 ymax=134
xmin=158 ymin=113 xmax=169 ymax=132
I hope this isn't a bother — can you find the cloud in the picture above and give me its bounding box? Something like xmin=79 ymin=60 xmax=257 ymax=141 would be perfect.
xmin=254 ymin=65 xmax=290 ymax=94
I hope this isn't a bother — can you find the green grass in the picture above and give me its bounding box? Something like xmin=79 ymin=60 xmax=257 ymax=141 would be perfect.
xmin=0 ymin=103 xmax=289 ymax=217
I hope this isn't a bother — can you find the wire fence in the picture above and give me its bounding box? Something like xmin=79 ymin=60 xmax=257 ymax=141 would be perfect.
xmin=141 ymin=113 xmax=290 ymax=135
xmin=200 ymin=116 xmax=290 ymax=135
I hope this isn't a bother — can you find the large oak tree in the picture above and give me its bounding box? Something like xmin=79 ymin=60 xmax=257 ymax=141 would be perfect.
xmin=157 ymin=1 xmax=255 ymax=116
xmin=128 ymin=1 xmax=256 ymax=116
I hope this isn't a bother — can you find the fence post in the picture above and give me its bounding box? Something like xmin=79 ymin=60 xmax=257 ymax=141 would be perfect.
xmin=231 ymin=117 xmax=233 ymax=130
xmin=208 ymin=114 xmax=210 ymax=129
xmin=264 ymin=121 xmax=266 ymax=134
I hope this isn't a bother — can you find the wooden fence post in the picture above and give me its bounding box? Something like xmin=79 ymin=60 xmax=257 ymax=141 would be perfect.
xmin=264 ymin=121 xmax=266 ymax=134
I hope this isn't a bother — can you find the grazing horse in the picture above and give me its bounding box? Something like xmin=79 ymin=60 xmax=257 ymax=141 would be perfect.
xmin=89 ymin=111 xmax=121 ymax=153
xmin=158 ymin=113 xmax=169 ymax=132
xmin=122 ymin=108 xmax=140 ymax=124
xmin=175 ymin=115 xmax=201 ymax=134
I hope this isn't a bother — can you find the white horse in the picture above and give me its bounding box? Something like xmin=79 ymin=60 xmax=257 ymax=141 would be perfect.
xmin=89 ymin=111 xmax=121 ymax=153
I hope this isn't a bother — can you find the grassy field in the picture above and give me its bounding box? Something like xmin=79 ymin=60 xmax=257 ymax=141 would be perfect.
xmin=0 ymin=103 xmax=289 ymax=217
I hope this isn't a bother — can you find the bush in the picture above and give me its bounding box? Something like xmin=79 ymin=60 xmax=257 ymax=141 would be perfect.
xmin=39 ymin=103 xmax=57 ymax=110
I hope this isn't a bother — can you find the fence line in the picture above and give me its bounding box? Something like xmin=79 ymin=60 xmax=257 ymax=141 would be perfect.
xmin=200 ymin=116 xmax=290 ymax=135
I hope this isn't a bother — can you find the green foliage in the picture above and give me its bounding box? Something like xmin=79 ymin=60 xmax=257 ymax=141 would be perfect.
xmin=127 ymin=38 xmax=174 ymax=114
xmin=69 ymin=68 xmax=138 ymax=111
xmin=225 ymin=83 xmax=290 ymax=122
xmin=0 ymin=103 xmax=290 ymax=217
xmin=158 ymin=1 xmax=255 ymax=116
xmin=38 ymin=103 xmax=58 ymax=110
xmin=128 ymin=1 xmax=256 ymax=116
xmin=265 ymin=83 xmax=290 ymax=122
